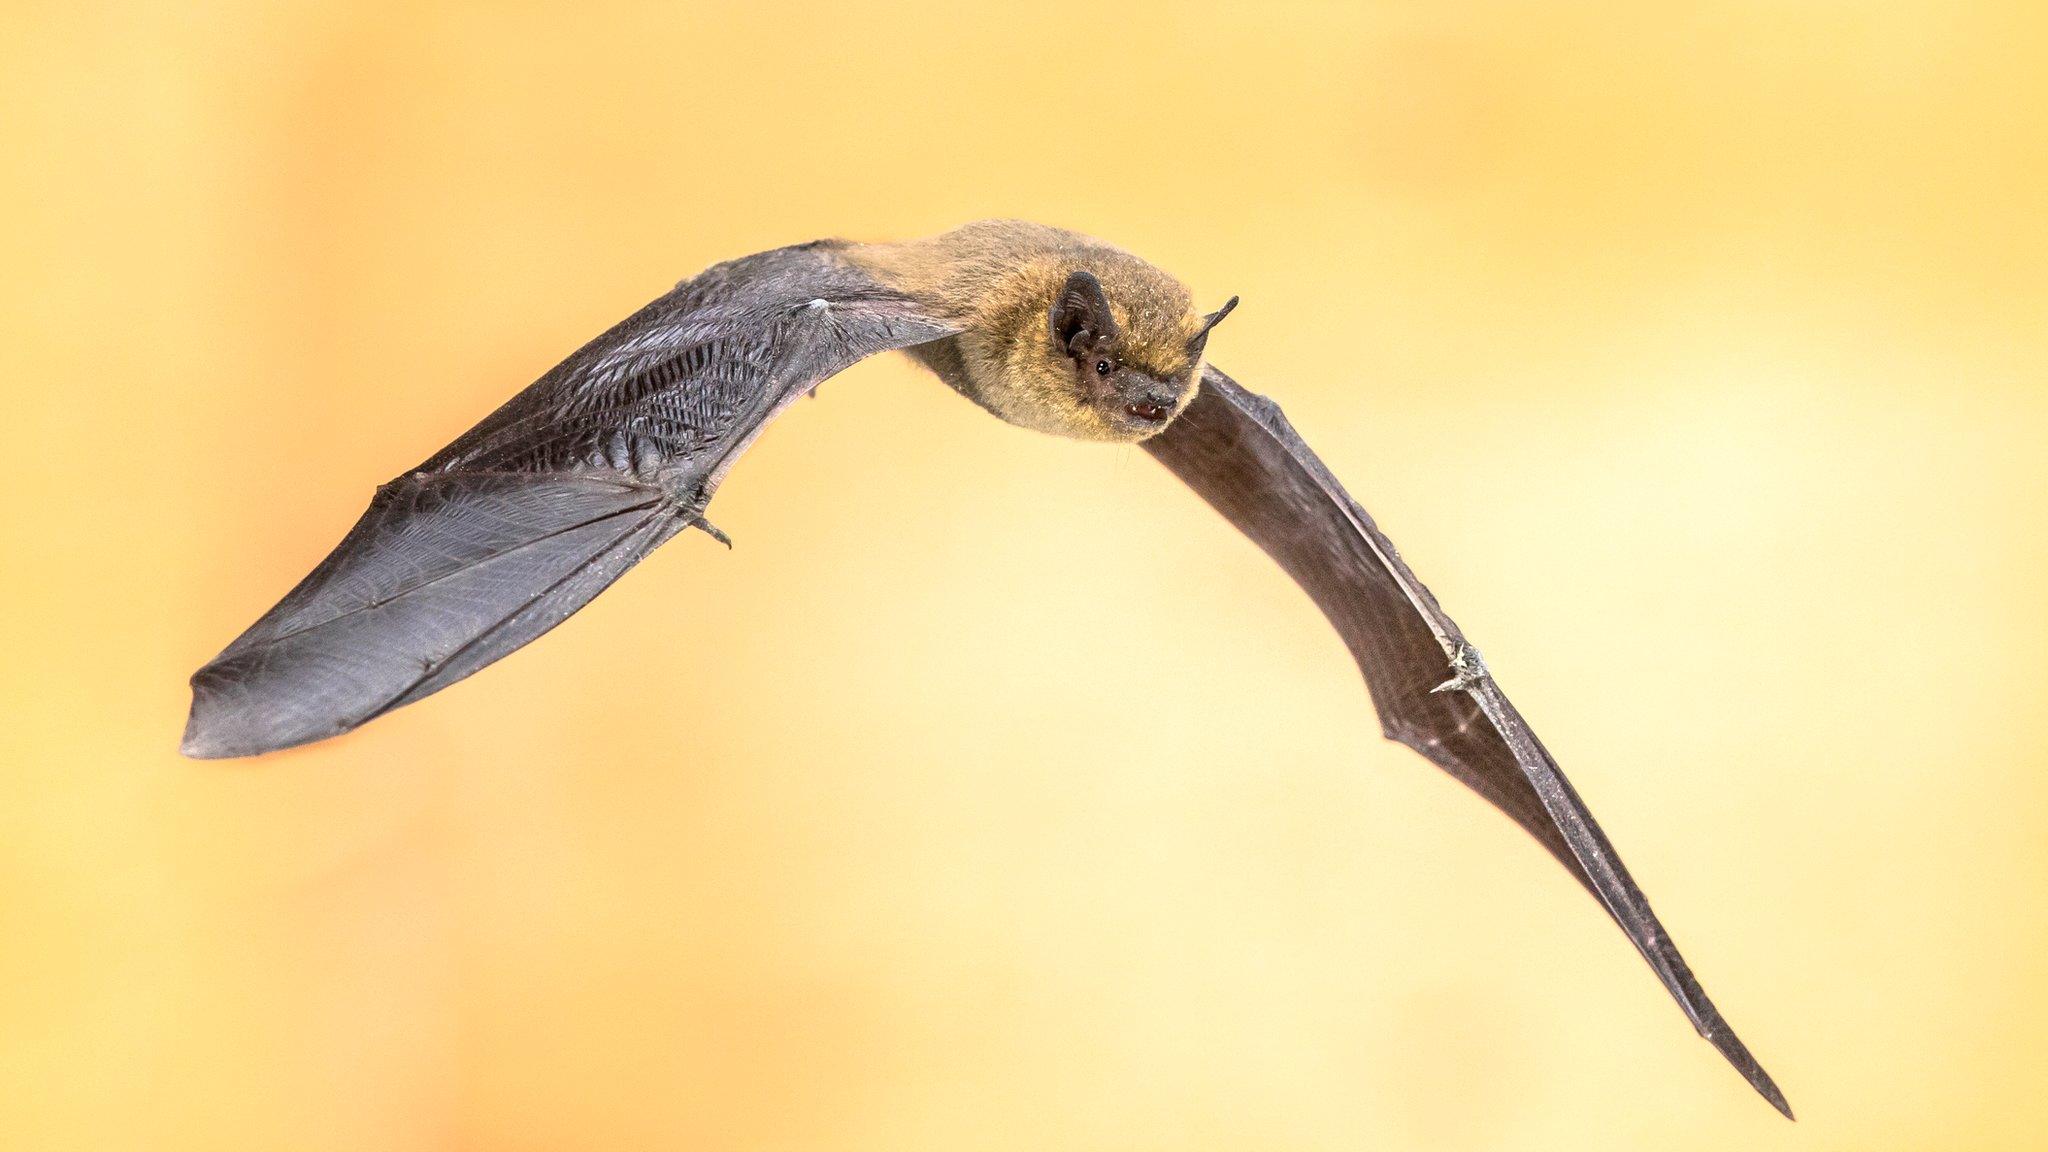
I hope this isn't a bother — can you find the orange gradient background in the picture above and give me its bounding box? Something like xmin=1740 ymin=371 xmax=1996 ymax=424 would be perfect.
xmin=5 ymin=3 xmax=2046 ymax=1149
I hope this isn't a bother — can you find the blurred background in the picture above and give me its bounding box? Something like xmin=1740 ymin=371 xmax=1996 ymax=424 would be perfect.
xmin=4 ymin=2 xmax=2045 ymax=1149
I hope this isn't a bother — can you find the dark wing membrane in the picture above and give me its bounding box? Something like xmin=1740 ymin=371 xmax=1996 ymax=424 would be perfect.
xmin=184 ymin=242 xmax=952 ymax=759
xmin=1144 ymin=366 xmax=1790 ymax=1118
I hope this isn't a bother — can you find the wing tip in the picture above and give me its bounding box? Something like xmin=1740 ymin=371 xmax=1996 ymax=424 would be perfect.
xmin=1749 ymin=1066 xmax=1795 ymax=1121
xmin=179 ymin=672 xmax=256 ymax=760
xmin=1704 ymin=1023 xmax=1794 ymax=1120
xmin=178 ymin=731 xmax=232 ymax=760
xmin=179 ymin=663 xmax=318 ymax=760
xmin=1743 ymin=1062 xmax=1795 ymax=1121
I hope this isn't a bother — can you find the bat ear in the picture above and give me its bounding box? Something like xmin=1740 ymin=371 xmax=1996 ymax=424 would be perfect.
xmin=1187 ymin=295 xmax=1239 ymax=360
xmin=1050 ymin=269 xmax=1119 ymax=357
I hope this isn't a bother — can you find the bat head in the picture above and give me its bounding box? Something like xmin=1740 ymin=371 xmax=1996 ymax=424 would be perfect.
xmin=1038 ymin=268 xmax=1236 ymax=441
xmin=866 ymin=220 xmax=1236 ymax=443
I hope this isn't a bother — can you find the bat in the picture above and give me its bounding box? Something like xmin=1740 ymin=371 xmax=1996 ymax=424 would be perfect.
xmin=181 ymin=220 xmax=1790 ymax=1116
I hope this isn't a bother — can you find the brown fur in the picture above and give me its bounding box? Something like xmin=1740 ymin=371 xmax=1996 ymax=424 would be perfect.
xmin=845 ymin=220 xmax=1215 ymax=442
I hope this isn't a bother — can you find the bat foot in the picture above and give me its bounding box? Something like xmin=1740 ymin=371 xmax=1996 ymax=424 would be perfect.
xmin=692 ymin=516 xmax=733 ymax=548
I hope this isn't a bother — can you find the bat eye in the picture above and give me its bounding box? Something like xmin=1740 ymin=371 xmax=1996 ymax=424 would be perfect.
xmin=1094 ymin=359 xmax=1112 ymax=376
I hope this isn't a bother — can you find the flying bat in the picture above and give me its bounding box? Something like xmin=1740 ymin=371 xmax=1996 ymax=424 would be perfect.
xmin=181 ymin=220 xmax=1790 ymax=1116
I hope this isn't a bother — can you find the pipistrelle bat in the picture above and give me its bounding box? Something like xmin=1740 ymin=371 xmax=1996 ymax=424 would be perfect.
xmin=182 ymin=220 xmax=1790 ymax=1117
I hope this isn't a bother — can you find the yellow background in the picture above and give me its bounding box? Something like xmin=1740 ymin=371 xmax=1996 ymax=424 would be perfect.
xmin=5 ymin=2 xmax=2045 ymax=1149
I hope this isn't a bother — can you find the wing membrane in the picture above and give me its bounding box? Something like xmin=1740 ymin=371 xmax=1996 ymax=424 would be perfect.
xmin=1144 ymin=366 xmax=1790 ymax=1117
xmin=183 ymin=242 xmax=953 ymax=757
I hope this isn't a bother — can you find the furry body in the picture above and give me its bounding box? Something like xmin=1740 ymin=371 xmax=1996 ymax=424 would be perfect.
xmin=848 ymin=220 xmax=1215 ymax=440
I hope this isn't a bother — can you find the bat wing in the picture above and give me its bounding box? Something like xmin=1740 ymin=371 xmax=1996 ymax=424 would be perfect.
xmin=1144 ymin=366 xmax=1790 ymax=1117
xmin=183 ymin=242 xmax=954 ymax=759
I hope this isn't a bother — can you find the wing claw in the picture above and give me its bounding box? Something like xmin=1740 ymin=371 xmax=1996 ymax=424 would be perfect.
xmin=1430 ymin=641 xmax=1491 ymax=694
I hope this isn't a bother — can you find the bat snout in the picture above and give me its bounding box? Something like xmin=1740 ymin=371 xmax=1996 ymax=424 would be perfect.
xmin=1116 ymin=379 xmax=1186 ymax=426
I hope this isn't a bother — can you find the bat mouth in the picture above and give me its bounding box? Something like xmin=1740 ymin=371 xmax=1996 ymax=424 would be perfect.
xmin=1123 ymin=401 xmax=1171 ymax=423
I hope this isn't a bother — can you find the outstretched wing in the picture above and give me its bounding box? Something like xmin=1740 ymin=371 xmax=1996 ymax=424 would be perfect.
xmin=1144 ymin=366 xmax=1790 ymax=1117
xmin=183 ymin=241 xmax=953 ymax=759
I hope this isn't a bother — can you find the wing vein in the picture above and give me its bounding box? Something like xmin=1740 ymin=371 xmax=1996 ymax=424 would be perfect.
xmin=361 ymin=505 xmax=677 ymax=723
xmin=249 ymin=493 xmax=662 ymax=649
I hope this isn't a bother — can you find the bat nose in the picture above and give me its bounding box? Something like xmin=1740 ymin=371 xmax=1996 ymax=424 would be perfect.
xmin=1121 ymin=376 xmax=1182 ymax=408
xmin=1123 ymin=386 xmax=1181 ymax=424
